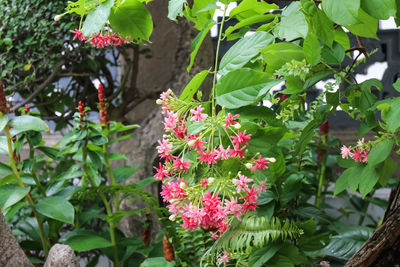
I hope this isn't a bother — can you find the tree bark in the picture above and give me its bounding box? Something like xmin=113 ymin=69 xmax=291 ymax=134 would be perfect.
xmin=114 ymin=1 xmax=214 ymax=237
xmin=0 ymin=211 xmax=33 ymax=267
xmin=345 ymin=182 xmax=400 ymax=266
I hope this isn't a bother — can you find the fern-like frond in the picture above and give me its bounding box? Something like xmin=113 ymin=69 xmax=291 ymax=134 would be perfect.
xmin=203 ymin=214 xmax=303 ymax=263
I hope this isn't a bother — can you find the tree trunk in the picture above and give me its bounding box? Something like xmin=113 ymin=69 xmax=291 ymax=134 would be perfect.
xmin=0 ymin=211 xmax=33 ymax=267
xmin=114 ymin=1 xmax=214 ymax=237
xmin=345 ymin=182 xmax=400 ymax=266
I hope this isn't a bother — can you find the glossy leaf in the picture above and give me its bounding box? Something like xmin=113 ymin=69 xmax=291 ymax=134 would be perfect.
xmin=63 ymin=231 xmax=112 ymax=251
xmin=219 ymin=31 xmax=274 ymax=76
xmin=0 ymin=114 xmax=8 ymax=133
xmin=225 ymin=14 xmax=276 ymax=37
xmin=9 ymin=115 xmax=49 ymax=135
xmin=230 ymin=0 xmax=278 ymax=20
xmin=260 ymin=42 xmax=304 ymax=73
xmin=359 ymin=165 xmax=379 ymax=198
xmin=168 ymin=0 xmax=186 ymax=21
xmin=248 ymin=243 xmax=282 ymax=267
xmin=81 ymin=0 xmax=114 ymax=37
xmin=346 ymin=9 xmax=378 ymax=39
xmin=323 ymin=0 xmax=360 ymax=26
xmin=378 ymin=157 xmax=397 ymax=186
xmin=303 ymin=33 xmax=321 ymax=66
xmin=368 ymin=139 xmax=394 ymax=166
xmin=113 ymin=165 xmax=139 ymax=183
xmin=361 ymin=0 xmax=396 ymax=20
xmin=216 ymin=68 xmax=280 ymax=108
xmin=273 ymin=2 xmax=308 ymax=41
xmin=321 ymin=42 xmax=345 ymax=65
xmin=187 ymin=20 xmax=215 ymax=72
xmin=36 ymin=196 xmax=74 ymax=224
xmin=0 ymin=184 xmax=30 ymax=210
xmin=109 ymin=0 xmax=153 ymax=42
xmin=180 ymin=70 xmax=209 ymax=102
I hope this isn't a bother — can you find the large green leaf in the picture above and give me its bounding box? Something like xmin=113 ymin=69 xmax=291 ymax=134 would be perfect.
xmin=273 ymin=2 xmax=308 ymax=41
xmin=9 ymin=115 xmax=49 ymax=135
xmin=62 ymin=231 xmax=112 ymax=251
xmin=303 ymin=33 xmax=321 ymax=66
xmin=361 ymin=0 xmax=396 ymax=20
xmin=216 ymin=68 xmax=280 ymax=108
xmin=260 ymin=42 xmax=304 ymax=73
xmin=140 ymin=257 xmax=176 ymax=267
xmin=81 ymin=0 xmax=114 ymax=37
xmin=168 ymin=0 xmax=187 ymax=21
xmin=0 ymin=114 xmax=8 ymax=133
xmin=225 ymin=14 xmax=276 ymax=37
xmin=368 ymin=139 xmax=394 ymax=166
xmin=113 ymin=165 xmax=139 ymax=183
xmin=359 ymin=165 xmax=379 ymax=198
xmin=322 ymin=0 xmax=360 ymax=26
xmin=36 ymin=196 xmax=74 ymax=224
xmin=0 ymin=184 xmax=30 ymax=210
xmin=230 ymin=0 xmax=278 ymax=20
xmin=109 ymin=0 xmax=153 ymax=42
xmin=346 ymin=9 xmax=378 ymax=39
xmin=334 ymin=164 xmax=364 ymax=195
xmin=321 ymin=42 xmax=345 ymax=65
xmin=187 ymin=20 xmax=215 ymax=72
xmin=378 ymin=157 xmax=397 ymax=186
xmin=248 ymin=243 xmax=282 ymax=267
xmin=219 ymin=31 xmax=274 ymax=76
xmin=179 ymin=70 xmax=209 ymax=102
xmin=379 ymin=98 xmax=400 ymax=131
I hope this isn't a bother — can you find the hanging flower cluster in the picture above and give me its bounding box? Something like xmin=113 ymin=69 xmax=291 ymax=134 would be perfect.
xmin=341 ymin=138 xmax=369 ymax=163
xmin=155 ymin=89 xmax=275 ymax=238
xmin=70 ymin=29 xmax=130 ymax=48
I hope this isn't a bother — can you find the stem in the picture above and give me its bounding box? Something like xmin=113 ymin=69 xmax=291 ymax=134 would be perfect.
xmin=28 ymin=140 xmax=47 ymax=197
xmin=210 ymin=5 xmax=227 ymax=116
xmin=82 ymin=138 xmax=120 ymax=266
xmin=4 ymin=127 xmax=49 ymax=256
xmin=315 ymin=130 xmax=327 ymax=208
xmin=103 ymin=143 xmax=120 ymax=212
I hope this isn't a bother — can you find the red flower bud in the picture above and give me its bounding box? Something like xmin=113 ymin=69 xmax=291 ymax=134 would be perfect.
xmin=24 ymin=104 xmax=30 ymax=114
xmin=97 ymin=83 xmax=109 ymax=126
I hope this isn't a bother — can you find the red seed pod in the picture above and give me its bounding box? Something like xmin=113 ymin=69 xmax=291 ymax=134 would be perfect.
xmin=0 ymin=82 xmax=10 ymax=114
xmin=163 ymin=235 xmax=175 ymax=262
xmin=24 ymin=104 xmax=30 ymax=114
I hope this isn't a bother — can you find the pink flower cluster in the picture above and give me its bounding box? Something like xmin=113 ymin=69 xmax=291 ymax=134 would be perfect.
xmin=154 ymin=90 xmax=273 ymax=238
xmin=341 ymin=138 xmax=369 ymax=163
xmin=70 ymin=29 xmax=130 ymax=48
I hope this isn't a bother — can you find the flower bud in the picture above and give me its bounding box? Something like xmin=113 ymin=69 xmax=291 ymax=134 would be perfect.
xmin=180 ymin=182 xmax=187 ymax=189
xmin=187 ymin=139 xmax=196 ymax=147
xmin=207 ymin=177 xmax=215 ymax=185
xmin=234 ymin=123 xmax=241 ymax=129
xmin=267 ymin=157 xmax=276 ymax=163
xmin=54 ymin=14 xmax=62 ymax=21
xmin=156 ymin=99 xmax=164 ymax=105
xmin=245 ymin=163 xmax=253 ymax=169
xmin=169 ymin=214 xmax=177 ymax=221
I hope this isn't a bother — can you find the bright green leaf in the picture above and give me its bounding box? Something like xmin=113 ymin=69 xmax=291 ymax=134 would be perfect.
xmin=368 ymin=139 xmax=394 ymax=166
xmin=303 ymin=33 xmax=321 ymax=66
xmin=187 ymin=20 xmax=215 ymax=72
xmin=230 ymin=0 xmax=278 ymax=20
xmin=378 ymin=157 xmax=397 ymax=186
xmin=63 ymin=231 xmax=112 ymax=251
xmin=225 ymin=14 xmax=276 ymax=38
xmin=321 ymin=42 xmax=345 ymax=65
xmin=0 ymin=185 xmax=30 ymax=210
xmin=359 ymin=165 xmax=379 ymax=198
xmin=180 ymin=70 xmax=209 ymax=101
xmin=393 ymin=78 xmax=400 ymax=93
xmin=113 ymin=165 xmax=139 ymax=183
xmin=274 ymin=2 xmax=308 ymax=41
xmin=168 ymin=0 xmax=187 ymax=21
xmin=81 ymin=0 xmax=114 ymax=37
xmin=361 ymin=0 xmax=396 ymax=19
xmin=36 ymin=196 xmax=75 ymax=224
xmin=346 ymin=9 xmax=378 ymax=39
xmin=261 ymin=42 xmax=304 ymax=73
xmin=9 ymin=115 xmax=49 ymax=135
xmin=322 ymin=0 xmax=360 ymax=26
xmin=0 ymin=114 xmax=8 ymax=133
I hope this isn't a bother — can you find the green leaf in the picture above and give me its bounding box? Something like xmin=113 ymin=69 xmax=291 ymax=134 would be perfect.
xmin=187 ymin=20 xmax=215 ymax=72
xmin=346 ymin=9 xmax=378 ymax=39
xmin=36 ymin=196 xmax=74 ymax=224
xmin=0 ymin=162 xmax=12 ymax=174
xmin=361 ymin=0 xmax=396 ymax=19
xmin=248 ymin=243 xmax=282 ymax=267
xmin=109 ymin=0 xmax=153 ymax=42
xmin=380 ymin=98 xmax=400 ymax=131
xmin=302 ymin=70 xmax=333 ymax=90
xmin=368 ymin=139 xmax=394 ymax=166
xmin=273 ymin=2 xmax=308 ymax=41
xmin=378 ymin=157 xmax=397 ymax=186
xmin=225 ymin=14 xmax=276 ymax=38
xmin=108 ymin=153 xmax=128 ymax=161
xmin=359 ymin=165 xmax=379 ymax=198
xmin=260 ymin=42 xmax=304 ymax=73
xmin=179 ymin=70 xmax=209 ymax=102
xmin=168 ymin=0 xmax=187 ymax=21
xmin=63 ymin=231 xmax=112 ymax=251
xmin=140 ymin=257 xmax=175 ymax=267
xmin=294 ymin=119 xmax=319 ymax=156
xmin=0 ymin=185 xmax=30 ymax=210
xmin=219 ymin=31 xmax=274 ymax=76
xmin=393 ymin=78 xmax=400 ymax=93
xmin=257 ymin=190 xmax=276 ymax=205
xmin=0 ymin=114 xmax=8 ymax=133
xmin=36 ymin=146 xmax=59 ymax=160
xmin=322 ymin=0 xmax=360 ymax=26
xmin=321 ymin=42 xmax=345 ymax=65
xmin=334 ymin=27 xmax=350 ymax=50
xmin=9 ymin=115 xmax=49 ymax=135
xmin=81 ymin=0 xmax=114 ymax=37
xmin=187 ymin=121 xmax=207 ymax=134
xmin=303 ymin=33 xmax=321 ymax=66
xmin=229 ymin=0 xmax=278 ymax=20
xmin=216 ymin=68 xmax=280 ymax=109
xmin=113 ymin=165 xmax=139 ymax=183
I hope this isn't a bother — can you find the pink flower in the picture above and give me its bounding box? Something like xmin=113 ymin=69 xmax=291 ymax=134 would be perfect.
xmin=224 ymin=198 xmax=243 ymax=220
xmin=197 ymin=150 xmax=217 ymax=165
xmin=190 ymin=105 xmax=208 ymax=123
xmin=341 ymin=145 xmax=352 ymax=159
xmin=70 ymin=29 xmax=86 ymax=41
xmin=232 ymin=174 xmax=253 ymax=193
xmin=215 ymin=145 xmax=230 ymax=160
xmin=200 ymin=178 xmax=208 ymax=188
xmin=185 ymin=134 xmax=206 ymax=151
xmin=174 ymin=121 xmax=187 ymax=139
xmin=160 ymin=90 xmax=171 ymax=102
xmin=320 ymin=261 xmax=330 ymax=267
xmin=173 ymin=158 xmax=190 ymax=172
xmin=241 ymin=185 xmax=260 ymax=211
xmin=229 ymin=145 xmax=245 ymax=158
xmin=224 ymin=113 xmax=240 ymax=129
xmin=164 ymin=111 xmax=178 ymax=131
xmin=361 ymin=148 xmax=369 ymax=163
xmin=251 ymin=155 xmax=270 ymax=173
xmin=352 ymin=148 xmax=363 ymax=162
xmin=218 ymin=252 xmax=230 ymax=265
xmin=153 ymin=163 xmax=169 ymax=181
xmin=157 ymin=139 xmax=172 ymax=155
xmin=258 ymin=181 xmax=267 ymax=193
xmin=181 ymin=204 xmax=204 ymax=230
xmin=232 ymin=130 xmax=251 ymax=146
